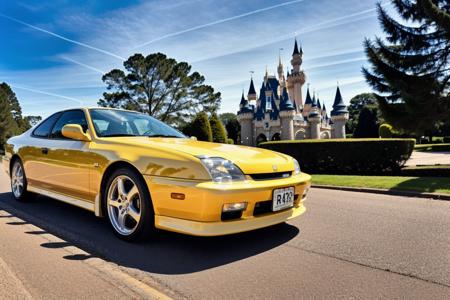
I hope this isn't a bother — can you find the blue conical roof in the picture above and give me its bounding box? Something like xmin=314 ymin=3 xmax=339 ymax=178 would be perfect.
xmin=331 ymin=86 xmax=348 ymax=116
xmin=304 ymin=87 xmax=312 ymax=105
xmin=280 ymin=87 xmax=295 ymax=111
xmin=293 ymin=39 xmax=300 ymax=55
xmin=248 ymin=78 xmax=256 ymax=95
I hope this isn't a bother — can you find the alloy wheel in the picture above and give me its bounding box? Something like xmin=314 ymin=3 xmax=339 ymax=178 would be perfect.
xmin=11 ymin=162 xmax=24 ymax=198
xmin=107 ymin=175 xmax=142 ymax=236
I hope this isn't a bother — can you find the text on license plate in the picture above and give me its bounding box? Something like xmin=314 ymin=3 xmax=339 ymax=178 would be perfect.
xmin=272 ymin=187 xmax=295 ymax=211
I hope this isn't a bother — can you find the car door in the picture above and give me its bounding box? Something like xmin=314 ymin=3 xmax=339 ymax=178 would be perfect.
xmin=42 ymin=109 xmax=95 ymax=202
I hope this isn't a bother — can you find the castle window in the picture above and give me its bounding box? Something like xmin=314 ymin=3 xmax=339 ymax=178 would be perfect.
xmin=266 ymin=96 xmax=272 ymax=110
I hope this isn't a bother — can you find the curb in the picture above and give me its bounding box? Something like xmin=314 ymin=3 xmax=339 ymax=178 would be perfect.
xmin=311 ymin=184 xmax=450 ymax=201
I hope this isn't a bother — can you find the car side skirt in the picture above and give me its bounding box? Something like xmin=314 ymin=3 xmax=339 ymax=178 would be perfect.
xmin=28 ymin=185 xmax=95 ymax=212
xmin=154 ymin=204 xmax=306 ymax=236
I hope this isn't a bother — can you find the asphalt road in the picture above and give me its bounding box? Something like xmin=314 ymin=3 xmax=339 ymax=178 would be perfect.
xmin=1 ymin=169 xmax=450 ymax=299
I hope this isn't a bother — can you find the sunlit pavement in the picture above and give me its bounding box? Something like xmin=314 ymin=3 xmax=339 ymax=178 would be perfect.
xmin=406 ymin=151 xmax=450 ymax=166
xmin=1 ymin=169 xmax=450 ymax=299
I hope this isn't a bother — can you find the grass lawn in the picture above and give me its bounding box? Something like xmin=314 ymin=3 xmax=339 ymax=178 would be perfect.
xmin=414 ymin=143 xmax=450 ymax=152
xmin=312 ymin=174 xmax=450 ymax=195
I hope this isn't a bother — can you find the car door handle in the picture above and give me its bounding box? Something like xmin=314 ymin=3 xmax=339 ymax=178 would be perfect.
xmin=41 ymin=147 xmax=49 ymax=155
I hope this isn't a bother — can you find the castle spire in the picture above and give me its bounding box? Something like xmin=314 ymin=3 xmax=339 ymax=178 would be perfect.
xmin=331 ymin=85 xmax=349 ymax=116
xmin=248 ymin=77 xmax=256 ymax=95
xmin=293 ymin=38 xmax=300 ymax=55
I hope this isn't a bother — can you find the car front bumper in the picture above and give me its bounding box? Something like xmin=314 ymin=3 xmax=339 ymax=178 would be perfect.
xmin=144 ymin=172 xmax=311 ymax=236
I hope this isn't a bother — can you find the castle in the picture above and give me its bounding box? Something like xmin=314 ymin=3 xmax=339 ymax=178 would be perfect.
xmin=237 ymin=39 xmax=349 ymax=146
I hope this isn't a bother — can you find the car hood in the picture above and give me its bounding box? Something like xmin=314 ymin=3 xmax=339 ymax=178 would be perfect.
xmin=108 ymin=137 xmax=294 ymax=174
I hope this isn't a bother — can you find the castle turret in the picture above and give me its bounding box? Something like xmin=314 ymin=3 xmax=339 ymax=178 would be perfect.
xmin=331 ymin=86 xmax=349 ymax=139
xmin=279 ymin=87 xmax=295 ymax=140
xmin=237 ymin=92 xmax=254 ymax=146
xmin=247 ymin=77 xmax=257 ymax=102
xmin=308 ymin=94 xmax=321 ymax=139
xmin=288 ymin=39 xmax=305 ymax=114
xmin=302 ymin=85 xmax=312 ymax=117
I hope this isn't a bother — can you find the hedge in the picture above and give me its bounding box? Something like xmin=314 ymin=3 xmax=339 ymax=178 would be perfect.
xmin=260 ymin=138 xmax=415 ymax=175
xmin=414 ymin=143 xmax=450 ymax=152
xmin=400 ymin=165 xmax=450 ymax=177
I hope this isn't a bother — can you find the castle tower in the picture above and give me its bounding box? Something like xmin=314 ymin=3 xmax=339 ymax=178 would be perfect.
xmin=237 ymin=92 xmax=254 ymax=145
xmin=308 ymin=94 xmax=321 ymax=139
xmin=330 ymin=86 xmax=349 ymax=138
xmin=279 ymin=87 xmax=295 ymax=140
xmin=288 ymin=39 xmax=306 ymax=113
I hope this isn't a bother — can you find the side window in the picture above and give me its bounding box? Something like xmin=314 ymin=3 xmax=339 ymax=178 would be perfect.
xmin=51 ymin=110 xmax=88 ymax=139
xmin=32 ymin=113 xmax=61 ymax=138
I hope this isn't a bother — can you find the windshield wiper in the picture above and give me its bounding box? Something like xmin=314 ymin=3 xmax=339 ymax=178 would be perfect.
xmin=146 ymin=134 xmax=182 ymax=138
xmin=101 ymin=133 xmax=138 ymax=137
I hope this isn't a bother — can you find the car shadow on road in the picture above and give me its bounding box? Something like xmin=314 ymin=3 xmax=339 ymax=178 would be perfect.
xmin=0 ymin=192 xmax=299 ymax=275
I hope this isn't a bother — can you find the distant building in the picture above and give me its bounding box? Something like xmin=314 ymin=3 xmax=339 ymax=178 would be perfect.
xmin=237 ymin=39 xmax=349 ymax=146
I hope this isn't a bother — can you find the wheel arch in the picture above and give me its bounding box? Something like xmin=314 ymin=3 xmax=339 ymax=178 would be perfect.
xmin=9 ymin=154 xmax=22 ymax=174
xmin=96 ymin=160 xmax=149 ymax=217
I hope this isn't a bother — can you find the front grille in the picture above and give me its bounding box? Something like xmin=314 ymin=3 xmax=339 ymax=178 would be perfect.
xmin=249 ymin=171 xmax=292 ymax=181
xmin=221 ymin=210 xmax=243 ymax=221
xmin=253 ymin=200 xmax=273 ymax=216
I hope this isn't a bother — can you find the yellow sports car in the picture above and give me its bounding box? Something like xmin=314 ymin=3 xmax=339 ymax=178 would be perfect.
xmin=3 ymin=108 xmax=311 ymax=241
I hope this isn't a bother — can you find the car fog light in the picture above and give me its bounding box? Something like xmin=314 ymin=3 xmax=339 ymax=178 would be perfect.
xmin=302 ymin=187 xmax=309 ymax=199
xmin=223 ymin=202 xmax=247 ymax=212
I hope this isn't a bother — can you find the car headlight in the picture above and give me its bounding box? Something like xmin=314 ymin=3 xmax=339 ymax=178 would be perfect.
xmin=199 ymin=157 xmax=245 ymax=183
xmin=292 ymin=158 xmax=301 ymax=175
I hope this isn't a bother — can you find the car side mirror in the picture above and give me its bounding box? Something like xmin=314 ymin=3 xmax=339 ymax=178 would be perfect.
xmin=62 ymin=124 xmax=91 ymax=142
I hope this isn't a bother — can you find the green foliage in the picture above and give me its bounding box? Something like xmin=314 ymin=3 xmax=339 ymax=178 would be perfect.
xmin=379 ymin=123 xmax=394 ymax=138
xmin=401 ymin=165 xmax=450 ymax=177
xmin=347 ymin=93 xmax=379 ymax=133
xmin=363 ymin=0 xmax=450 ymax=135
xmin=219 ymin=112 xmax=240 ymax=143
xmin=0 ymin=83 xmax=40 ymax=152
xmin=260 ymin=139 xmax=415 ymax=175
xmin=226 ymin=138 xmax=234 ymax=144
xmin=353 ymin=106 xmax=379 ymax=138
xmin=209 ymin=113 xmax=227 ymax=143
xmin=182 ymin=112 xmax=212 ymax=142
xmin=98 ymin=53 xmax=221 ymax=126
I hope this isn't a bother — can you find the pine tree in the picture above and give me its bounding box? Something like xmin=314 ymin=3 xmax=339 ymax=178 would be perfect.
xmin=183 ymin=112 xmax=212 ymax=142
xmin=363 ymin=0 xmax=450 ymax=136
xmin=209 ymin=113 xmax=227 ymax=143
xmin=0 ymin=88 xmax=16 ymax=152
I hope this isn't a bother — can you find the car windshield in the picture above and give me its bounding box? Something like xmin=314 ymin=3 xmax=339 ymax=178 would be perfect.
xmin=89 ymin=109 xmax=186 ymax=138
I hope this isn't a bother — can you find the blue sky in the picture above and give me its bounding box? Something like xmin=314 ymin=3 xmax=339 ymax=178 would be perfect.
xmin=0 ymin=0 xmax=390 ymax=118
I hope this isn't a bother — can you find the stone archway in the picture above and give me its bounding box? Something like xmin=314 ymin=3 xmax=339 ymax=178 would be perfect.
xmin=271 ymin=132 xmax=281 ymax=141
xmin=256 ymin=133 xmax=268 ymax=145
xmin=295 ymin=130 xmax=306 ymax=140
xmin=320 ymin=131 xmax=331 ymax=139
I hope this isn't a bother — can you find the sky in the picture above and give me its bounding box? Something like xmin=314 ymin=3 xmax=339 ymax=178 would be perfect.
xmin=0 ymin=0 xmax=391 ymax=118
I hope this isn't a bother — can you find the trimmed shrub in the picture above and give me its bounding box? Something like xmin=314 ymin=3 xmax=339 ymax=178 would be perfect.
xmin=209 ymin=113 xmax=227 ymax=143
xmin=226 ymin=138 xmax=234 ymax=144
xmin=182 ymin=112 xmax=212 ymax=142
xmin=444 ymin=136 xmax=450 ymax=143
xmin=260 ymin=138 xmax=415 ymax=175
xmin=379 ymin=123 xmax=394 ymax=138
xmin=414 ymin=143 xmax=450 ymax=152
xmin=400 ymin=166 xmax=450 ymax=177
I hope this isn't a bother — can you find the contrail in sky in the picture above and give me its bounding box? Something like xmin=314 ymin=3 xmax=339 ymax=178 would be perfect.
xmin=0 ymin=12 xmax=125 ymax=60
xmin=11 ymin=84 xmax=84 ymax=105
xmin=133 ymin=0 xmax=307 ymax=49
xmin=61 ymin=56 xmax=106 ymax=74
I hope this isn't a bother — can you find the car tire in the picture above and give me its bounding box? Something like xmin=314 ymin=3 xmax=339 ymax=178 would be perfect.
xmin=10 ymin=158 xmax=35 ymax=202
xmin=103 ymin=167 xmax=155 ymax=242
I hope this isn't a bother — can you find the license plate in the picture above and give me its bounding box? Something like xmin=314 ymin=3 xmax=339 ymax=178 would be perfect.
xmin=272 ymin=187 xmax=295 ymax=211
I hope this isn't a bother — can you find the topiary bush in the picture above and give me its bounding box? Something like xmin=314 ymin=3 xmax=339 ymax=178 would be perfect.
xmin=182 ymin=112 xmax=212 ymax=142
xmin=260 ymin=138 xmax=415 ymax=175
xmin=226 ymin=138 xmax=234 ymax=144
xmin=209 ymin=113 xmax=227 ymax=143
xmin=379 ymin=123 xmax=394 ymax=138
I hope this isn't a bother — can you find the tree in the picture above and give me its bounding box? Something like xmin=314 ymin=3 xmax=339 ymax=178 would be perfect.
xmin=98 ymin=53 xmax=221 ymax=126
xmin=363 ymin=0 xmax=450 ymax=136
xmin=219 ymin=112 xmax=240 ymax=143
xmin=23 ymin=116 xmax=42 ymax=129
xmin=182 ymin=112 xmax=212 ymax=142
xmin=353 ymin=106 xmax=380 ymax=138
xmin=346 ymin=93 xmax=378 ymax=133
xmin=0 ymin=88 xmax=17 ymax=151
xmin=209 ymin=113 xmax=227 ymax=143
